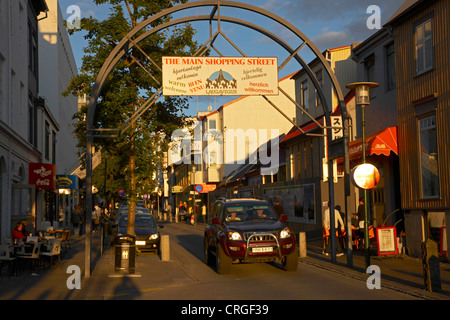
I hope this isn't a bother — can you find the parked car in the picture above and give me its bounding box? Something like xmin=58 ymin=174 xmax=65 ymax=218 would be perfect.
xmin=115 ymin=212 xmax=163 ymax=254
xmin=203 ymin=198 xmax=298 ymax=274
xmin=114 ymin=206 xmax=150 ymax=225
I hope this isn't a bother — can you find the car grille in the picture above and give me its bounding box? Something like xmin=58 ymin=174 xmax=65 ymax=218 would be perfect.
xmin=244 ymin=232 xmax=277 ymax=242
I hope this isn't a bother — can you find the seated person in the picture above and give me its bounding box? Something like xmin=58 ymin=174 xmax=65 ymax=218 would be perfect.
xmin=226 ymin=211 xmax=240 ymax=221
xmin=12 ymin=222 xmax=27 ymax=242
xmin=255 ymin=209 xmax=267 ymax=218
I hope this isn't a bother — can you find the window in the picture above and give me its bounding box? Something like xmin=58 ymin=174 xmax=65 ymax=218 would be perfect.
xmin=301 ymin=80 xmax=308 ymax=110
xmin=419 ymin=114 xmax=439 ymax=198
xmin=364 ymin=55 xmax=376 ymax=99
xmin=28 ymin=21 xmax=38 ymax=75
xmin=28 ymin=94 xmax=36 ymax=146
xmin=52 ymin=130 xmax=57 ymax=164
xmin=45 ymin=121 xmax=50 ymax=160
xmin=209 ymin=119 xmax=216 ymax=130
xmin=386 ymin=43 xmax=395 ymax=91
xmin=315 ymin=69 xmax=323 ymax=108
xmin=415 ymin=18 xmax=433 ymax=74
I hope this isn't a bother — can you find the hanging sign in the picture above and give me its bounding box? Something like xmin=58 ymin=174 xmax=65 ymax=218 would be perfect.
xmin=162 ymin=56 xmax=279 ymax=96
xmin=29 ymin=163 xmax=56 ymax=190
xmin=56 ymin=175 xmax=78 ymax=189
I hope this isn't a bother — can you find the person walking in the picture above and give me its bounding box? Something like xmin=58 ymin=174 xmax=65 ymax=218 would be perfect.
xmin=273 ymin=199 xmax=284 ymax=219
xmin=92 ymin=203 xmax=101 ymax=232
xmin=71 ymin=205 xmax=84 ymax=238
xmin=202 ymin=204 xmax=207 ymax=223
xmin=323 ymin=202 xmax=345 ymax=256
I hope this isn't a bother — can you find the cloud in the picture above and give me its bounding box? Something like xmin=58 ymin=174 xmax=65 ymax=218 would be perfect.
xmin=312 ymin=30 xmax=352 ymax=51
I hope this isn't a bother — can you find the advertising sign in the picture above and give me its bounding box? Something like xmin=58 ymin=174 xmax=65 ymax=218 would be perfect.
xmin=56 ymin=175 xmax=78 ymax=189
xmin=29 ymin=163 xmax=56 ymax=190
xmin=376 ymin=227 xmax=398 ymax=255
xmin=162 ymin=56 xmax=279 ymax=96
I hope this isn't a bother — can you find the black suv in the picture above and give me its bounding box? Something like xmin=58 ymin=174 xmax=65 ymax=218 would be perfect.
xmin=203 ymin=198 xmax=298 ymax=274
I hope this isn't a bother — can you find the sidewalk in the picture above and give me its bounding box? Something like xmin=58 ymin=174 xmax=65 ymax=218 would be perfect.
xmin=1 ymin=223 xmax=449 ymax=300
xmin=301 ymin=244 xmax=450 ymax=300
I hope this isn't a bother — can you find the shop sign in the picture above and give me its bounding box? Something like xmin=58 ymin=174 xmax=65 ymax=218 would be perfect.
xmin=56 ymin=175 xmax=78 ymax=189
xmin=29 ymin=163 xmax=56 ymax=189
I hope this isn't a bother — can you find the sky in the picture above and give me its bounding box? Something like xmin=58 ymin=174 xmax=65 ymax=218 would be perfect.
xmin=58 ymin=0 xmax=405 ymax=116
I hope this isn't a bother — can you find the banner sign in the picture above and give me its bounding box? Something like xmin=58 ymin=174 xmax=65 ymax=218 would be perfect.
xmin=56 ymin=175 xmax=78 ymax=189
xmin=29 ymin=163 xmax=56 ymax=190
xmin=162 ymin=56 xmax=279 ymax=96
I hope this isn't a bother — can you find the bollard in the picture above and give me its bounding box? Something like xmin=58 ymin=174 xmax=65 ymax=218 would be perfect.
xmin=299 ymin=232 xmax=307 ymax=258
xmin=421 ymin=239 xmax=441 ymax=292
xmin=161 ymin=235 xmax=170 ymax=261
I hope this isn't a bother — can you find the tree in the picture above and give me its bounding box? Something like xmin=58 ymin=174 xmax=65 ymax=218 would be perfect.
xmin=64 ymin=0 xmax=200 ymax=235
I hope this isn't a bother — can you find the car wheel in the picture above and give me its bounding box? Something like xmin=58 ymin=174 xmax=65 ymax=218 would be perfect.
xmin=204 ymin=237 xmax=214 ymax=266
xmin=216 ymin=243 xmax=231 ymax=274
xmin=283 ymin=248 xmax=299 ymax=272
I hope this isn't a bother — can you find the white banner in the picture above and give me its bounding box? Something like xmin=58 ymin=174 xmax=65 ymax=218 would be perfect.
xmin=162 ymin=56 xmax=279 ymax=96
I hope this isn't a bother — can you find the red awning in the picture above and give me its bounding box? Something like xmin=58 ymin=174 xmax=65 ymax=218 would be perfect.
xmin=349 ymin=126 xmax=398 ymax=161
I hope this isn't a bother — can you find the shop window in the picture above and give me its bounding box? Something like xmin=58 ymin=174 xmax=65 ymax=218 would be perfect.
xmin=419 ymin=114 xmax=439 ymax=198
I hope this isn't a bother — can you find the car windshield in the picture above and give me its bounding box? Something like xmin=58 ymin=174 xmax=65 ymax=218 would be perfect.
xmin=224 ymin=204 xmax=278 ymax=222
xmin=119 ymin=214 xmax=156 ymax=228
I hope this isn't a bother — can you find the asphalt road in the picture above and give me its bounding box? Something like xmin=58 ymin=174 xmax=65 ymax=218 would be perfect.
xmin=131 ymin=222 xmax=421 ymax=300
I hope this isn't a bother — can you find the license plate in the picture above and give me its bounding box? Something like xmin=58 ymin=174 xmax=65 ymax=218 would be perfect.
xmin=252 ymin=247 xmax=273 ymax=253
xmin=135 ymin=241 xmax=146 ymax=246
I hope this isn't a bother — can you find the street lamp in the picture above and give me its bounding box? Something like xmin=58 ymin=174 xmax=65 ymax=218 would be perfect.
xmin=346 ymin=82 xmax=379 ymax=269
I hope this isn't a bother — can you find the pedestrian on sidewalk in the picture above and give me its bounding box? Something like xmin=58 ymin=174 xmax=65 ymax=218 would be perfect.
xmin=273 ymin=199 xmax=284 ymax=219
xmin=71 ymin=205 xmax=84 ymax=238
xmin=202 ymin=204 xmax=207 ymax=223
xmin=92 ymin=203 xmax=101 ymax=232
xmin=323 ymin=202 xmax=345 ymax=256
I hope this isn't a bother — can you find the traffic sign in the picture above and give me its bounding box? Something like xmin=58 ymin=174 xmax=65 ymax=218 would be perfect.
xmin=195 ymin=184 xmax=203 ymax=193
xmin=118 ymin=189 xmax=125 ymax=197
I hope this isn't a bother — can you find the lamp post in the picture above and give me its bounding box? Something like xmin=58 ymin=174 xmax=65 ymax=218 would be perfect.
xmin=346 ymin=82 xmax=379 ymax=269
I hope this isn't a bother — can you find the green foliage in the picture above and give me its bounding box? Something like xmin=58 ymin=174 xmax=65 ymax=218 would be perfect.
xmin=64 ymin=0 xmax=200 ymax=201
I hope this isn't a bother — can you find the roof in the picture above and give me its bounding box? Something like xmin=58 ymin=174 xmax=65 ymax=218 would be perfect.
xmin=384 ymin=0 xmax=427 ymax=26
xmin=280 ymin=89 xmax=355 ymax=144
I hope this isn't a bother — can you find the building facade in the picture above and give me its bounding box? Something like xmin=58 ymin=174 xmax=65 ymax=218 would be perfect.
xmin=386 ymin=0 xmax=450 ymax=257
xmin=0 ymin=0 xmax=48 ymax=241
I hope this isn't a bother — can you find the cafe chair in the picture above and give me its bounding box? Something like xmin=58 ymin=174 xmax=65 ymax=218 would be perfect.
xmin=18 ymin=242 xmax=41 ymax=274
xmin=0 ymin=245 xmax=17 ymax=277
xmin=40 ymin=239 xmax=61 ymax=269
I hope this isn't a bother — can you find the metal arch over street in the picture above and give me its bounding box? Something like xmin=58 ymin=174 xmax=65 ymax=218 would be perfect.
xmin=84 ymin=0 xmax=353 ymax=276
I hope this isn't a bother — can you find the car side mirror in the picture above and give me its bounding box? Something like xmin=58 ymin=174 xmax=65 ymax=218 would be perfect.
xmin=280 ymin=214 xmax=288 ymax=222
xmin=212 ymin=217 xmax=220 ymax=224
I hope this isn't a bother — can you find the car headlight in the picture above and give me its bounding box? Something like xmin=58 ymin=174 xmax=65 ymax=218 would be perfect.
xmin=228 ymin=231 xmax=242 ymax=241
xmin=149 ymin=234 xmax=159 ymax=240
xmin=280 ymin=227 xmax=291 ymax=239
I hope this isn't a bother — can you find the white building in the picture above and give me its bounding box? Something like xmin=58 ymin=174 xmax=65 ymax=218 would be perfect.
xmin=38 ymin=0 xmax=80 ymax=228
xmin=0 ymin=0 xmax=48 ymax=241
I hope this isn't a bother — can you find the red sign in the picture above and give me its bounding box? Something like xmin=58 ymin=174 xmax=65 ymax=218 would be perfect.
xmin=29 ymin=163 xmax=56 ymax=189
xmin=195 ymin=184 xmax=216 ymax=193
